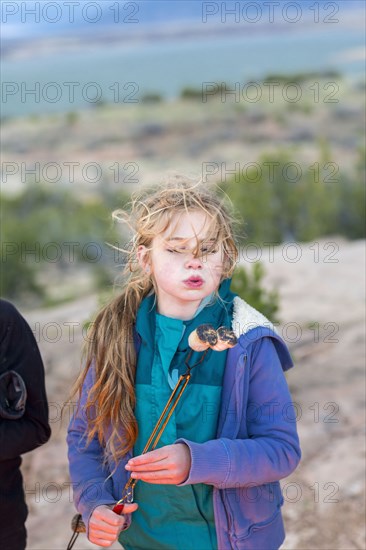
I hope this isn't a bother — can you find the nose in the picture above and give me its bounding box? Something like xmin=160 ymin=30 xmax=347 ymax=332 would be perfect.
xmin=185 ymin=254 xmax=203 ymax=270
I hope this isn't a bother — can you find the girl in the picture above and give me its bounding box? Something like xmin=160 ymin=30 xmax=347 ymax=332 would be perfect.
xmin=67 ymin=177 xmax=301 ymax=550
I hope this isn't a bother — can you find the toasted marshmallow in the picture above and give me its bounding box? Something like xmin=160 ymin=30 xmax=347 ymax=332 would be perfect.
xmin=188 ymin=324 xmax=237 ymax=352
xmin=188 ymin=324 xmax=217 ymax=351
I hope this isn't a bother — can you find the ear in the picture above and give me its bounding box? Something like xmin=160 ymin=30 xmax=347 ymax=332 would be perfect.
xmin=137 ymin=245 xmax=151 ymax=272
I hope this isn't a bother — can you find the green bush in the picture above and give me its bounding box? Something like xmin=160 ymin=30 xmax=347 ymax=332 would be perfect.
xmin=180 ymin=87 xmax=204 ymax=100
xmin=141 ymin=93 xmax=163 ymax=103
xmin=231 ymin=262 xmax=280 ymax=323
xmin=0 ymin=185 xmax=130 ymax=302
xmin=264 ymin=70 xmax=341 ymax=84
xmin=218 ymin=148 xmax=365 ymax=244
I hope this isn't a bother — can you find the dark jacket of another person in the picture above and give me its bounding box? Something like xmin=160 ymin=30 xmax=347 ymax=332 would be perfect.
xmin=0 ymin=299 xmax=51 ymax=530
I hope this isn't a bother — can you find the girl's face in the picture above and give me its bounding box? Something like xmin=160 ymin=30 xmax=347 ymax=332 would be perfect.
xmin=138 ymin=210 xmax=225 ymax=320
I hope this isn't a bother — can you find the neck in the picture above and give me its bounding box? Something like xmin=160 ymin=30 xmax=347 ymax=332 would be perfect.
xmin=156 ymin=299 xmax=202 ymax=321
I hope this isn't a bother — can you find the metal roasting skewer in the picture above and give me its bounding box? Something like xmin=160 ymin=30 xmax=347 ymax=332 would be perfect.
xmin=67 ymin=349 xmax=207 ymax=549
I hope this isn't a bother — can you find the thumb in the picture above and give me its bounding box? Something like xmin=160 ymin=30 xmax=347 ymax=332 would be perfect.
xmin=115 ymin=502 xmax=138 ymax=515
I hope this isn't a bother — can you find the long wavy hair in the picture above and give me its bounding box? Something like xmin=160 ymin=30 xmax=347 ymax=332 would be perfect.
xmin=69 ymin=176 xmax=240 ymax=466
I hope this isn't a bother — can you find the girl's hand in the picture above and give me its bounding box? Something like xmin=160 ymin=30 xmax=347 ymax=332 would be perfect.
xmin=88 ymin=503 xmax=138 ymax=547
xmin=125 ymin=443 xmax=191 ymax=484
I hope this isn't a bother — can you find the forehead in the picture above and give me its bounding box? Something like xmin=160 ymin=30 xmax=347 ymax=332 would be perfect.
xmin=160 ymin=210 xmax=213 ymax=242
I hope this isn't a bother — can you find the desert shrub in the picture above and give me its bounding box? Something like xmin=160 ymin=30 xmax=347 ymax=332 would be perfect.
xmin=0 ymin=185 xmax=130 ymax=302
xmin=219 ymin=148 xmax=365 ymax=245
xmin=231 ymin=262 xmax=280 ymax=323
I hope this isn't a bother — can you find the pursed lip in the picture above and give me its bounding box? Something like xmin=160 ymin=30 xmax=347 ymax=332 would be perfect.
xmin=183 ymin=275 xmax=204 ymax=286
xmin=184 ymin=275 xmax=203 ymax=283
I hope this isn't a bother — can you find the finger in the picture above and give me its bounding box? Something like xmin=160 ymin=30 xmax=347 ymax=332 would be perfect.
xmin=89 ymin=535 xmax=116 ymax=547
xmin=89 ymin=527 xmax=119 ymax=541
xmin=130 ymin=470 xmax=172 ymax=482
xmin=89 ymin=529 xmax=116 ymax=543
xmin=136 ymin=475 xmax=175 ymax=484
xmin=94 ymin=508 xmax=126 ymax=527
xmin=126 ymin=459 xmax=168 ymax=472
xmin=89 ymin=520 xmax=121 ymax=536
xmin=126 ymin=448 xmax=168 ymax=467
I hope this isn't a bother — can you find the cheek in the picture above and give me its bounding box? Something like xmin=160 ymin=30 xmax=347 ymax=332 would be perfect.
xmin=207 ymin=252 xmax=224 ymax=269
xmin=155 ymin=260 xmax=176 ymax=277
xmin=205 ymin=261 xmax=224 ymax=281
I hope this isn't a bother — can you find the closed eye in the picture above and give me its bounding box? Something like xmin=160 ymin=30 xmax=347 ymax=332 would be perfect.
xmin=201 ymin=246 xmax=218 ymax=254
xmin=166 ymin=248 xmax=185 ymax=253
xmin=167 ymin=247 xmax=218 ymax=255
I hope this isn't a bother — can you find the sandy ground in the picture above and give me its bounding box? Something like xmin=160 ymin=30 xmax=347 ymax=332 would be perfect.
xmin=21 ymin=237 xmax=365 ymax=550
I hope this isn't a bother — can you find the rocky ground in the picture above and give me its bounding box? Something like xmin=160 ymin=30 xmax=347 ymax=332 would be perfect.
xmin=20 ymin=236 xmax=365 ymax=550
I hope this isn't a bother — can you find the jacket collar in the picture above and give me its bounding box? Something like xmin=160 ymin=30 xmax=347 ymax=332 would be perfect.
xmin=230 ymin=296 xmax=293 ymax=372
xmin=231 ymin=296 xmax=277 ymax=337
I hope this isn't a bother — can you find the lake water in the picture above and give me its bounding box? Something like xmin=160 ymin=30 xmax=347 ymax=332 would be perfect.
xmin=1 ymin=25 xmax=365 ymax=118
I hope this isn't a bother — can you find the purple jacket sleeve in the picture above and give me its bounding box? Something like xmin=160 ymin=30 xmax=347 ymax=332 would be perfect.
xmin=176 ymin=337 xmax=301 ymax=488
xmin=67 ymin=365 xmax=116 ymax=535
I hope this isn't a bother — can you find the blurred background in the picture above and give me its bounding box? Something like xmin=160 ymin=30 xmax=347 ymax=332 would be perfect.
xmin=1 ymin=1 xmax=365 ymax=548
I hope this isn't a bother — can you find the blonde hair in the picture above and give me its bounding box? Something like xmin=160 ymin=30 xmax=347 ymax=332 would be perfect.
xmin=70 ymin=176 xmax=239 ymax=465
